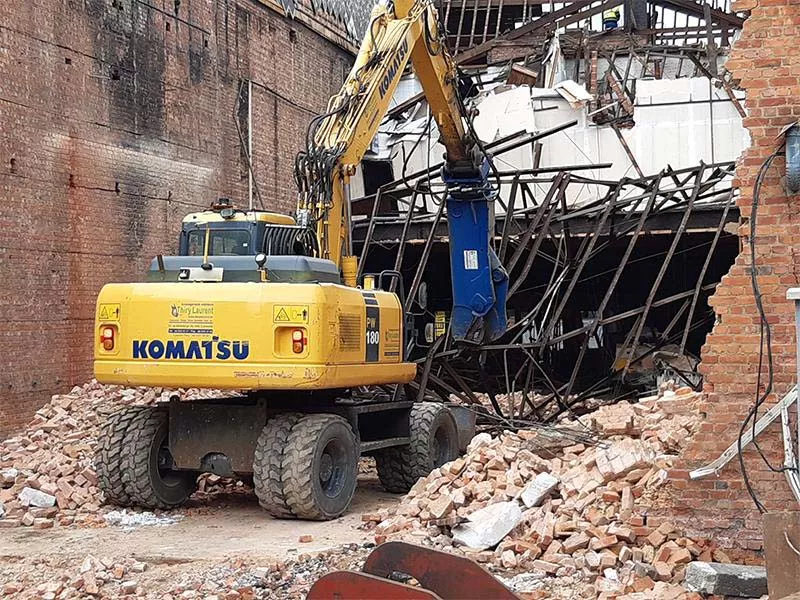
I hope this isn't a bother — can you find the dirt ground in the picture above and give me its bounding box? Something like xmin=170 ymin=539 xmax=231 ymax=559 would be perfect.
xmin=0 ymin=474 xmax=400 ymax=598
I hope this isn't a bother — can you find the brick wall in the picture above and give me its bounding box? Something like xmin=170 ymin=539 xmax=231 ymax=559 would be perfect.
xmin=663 ymin=0 xmax=800 ymax=551
xmin=0 ymin=0 xmax=352 ymax=436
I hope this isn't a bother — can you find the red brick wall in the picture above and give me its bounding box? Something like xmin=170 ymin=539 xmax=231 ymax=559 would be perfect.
xmin=0 ymin=0 xmax=352 ymax=436
xmin=664 ymin=0 xmax=800 ymax=551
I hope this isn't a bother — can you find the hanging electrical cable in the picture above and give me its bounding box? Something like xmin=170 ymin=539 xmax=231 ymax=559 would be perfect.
xmin=737 ymin=144 xmax=796 ymax=513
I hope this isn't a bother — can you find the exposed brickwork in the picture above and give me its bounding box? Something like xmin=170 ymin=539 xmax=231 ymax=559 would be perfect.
xmin=0 ymin=0 xmax=353 ymax=435
xmin=663 ymin=0 xmax=800 ymax=551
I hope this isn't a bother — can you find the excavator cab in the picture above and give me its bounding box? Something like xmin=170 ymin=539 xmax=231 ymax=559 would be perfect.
xmin=178 ymin=198 xmax=299 ymax=257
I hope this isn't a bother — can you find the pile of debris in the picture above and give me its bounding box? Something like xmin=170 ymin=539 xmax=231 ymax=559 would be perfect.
xmin=0 ymin=381 xmax=228 ymax=529
xmin=1 ymin=555 xmax=151 ymax=598
xmin=1 ymin=544 xmax=375 ymax=600
xmin=366 ymin=387 xmax=718 ymax=598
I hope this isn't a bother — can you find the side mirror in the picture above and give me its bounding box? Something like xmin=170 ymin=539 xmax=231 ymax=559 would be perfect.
xmin=255 ymin=253 xmax=268 ymax=269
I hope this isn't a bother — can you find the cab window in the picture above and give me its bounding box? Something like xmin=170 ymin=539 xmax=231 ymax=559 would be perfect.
xmin=187 ymin=229 xmax=252 ymax=256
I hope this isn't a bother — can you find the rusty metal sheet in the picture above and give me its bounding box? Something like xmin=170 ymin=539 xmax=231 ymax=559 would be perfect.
xmin=363 ymin=541 xmax=521 ymax=600
xmin=307 ymin=571 xmax=442 ymax=599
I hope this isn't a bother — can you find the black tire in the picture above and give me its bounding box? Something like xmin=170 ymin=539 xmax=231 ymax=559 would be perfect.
xmin=375 ymin=402 xmax=459 ymax=494
xmin=252 ymin=412 xmax=302 ymax=518
xmin=374 ymin=446 xmax=410 ymax=493
xmin=282 ymin=414 xmax=358 ymax=520
xmin=121 ymin=408 xmax=197 ymax=509
xmin=95 ymin=406 xmax=147 ymax=506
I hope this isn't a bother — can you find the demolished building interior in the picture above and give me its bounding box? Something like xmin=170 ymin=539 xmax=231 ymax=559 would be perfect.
xmin=2 ymin=0 xmax=800 ymax=597
xmin=351 ymin=0 xmax=745 ymax=427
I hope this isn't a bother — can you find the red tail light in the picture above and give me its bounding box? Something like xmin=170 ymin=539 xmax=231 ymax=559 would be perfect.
xmin=100 ymin=326 xmax=116 ymax=351
xmin=292 ymin=328 xmax=306 ymax=354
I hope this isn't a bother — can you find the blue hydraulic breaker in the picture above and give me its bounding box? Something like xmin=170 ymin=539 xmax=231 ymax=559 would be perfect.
xmin=442 ymin=157 xmax=508 ymax=344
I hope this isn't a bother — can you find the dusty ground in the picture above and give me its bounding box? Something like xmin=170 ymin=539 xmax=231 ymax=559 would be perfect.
xmin=0 ymin=474 xmax=400 ymax=598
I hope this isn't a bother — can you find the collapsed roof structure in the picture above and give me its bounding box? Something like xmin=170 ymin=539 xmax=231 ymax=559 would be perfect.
xmin=351 ymin=0 xmax=748 ymax=426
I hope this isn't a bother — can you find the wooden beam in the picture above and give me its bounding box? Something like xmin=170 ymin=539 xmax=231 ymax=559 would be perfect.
xmin=454 ymin=0 xmax=595 ymax=64
xmin=611 ymin=122 xmax=644 ymax=179
xmin=650 ymin=0 xmax=744 ymax=28
xmin=703 ymin=1 xmax=719 ymax=76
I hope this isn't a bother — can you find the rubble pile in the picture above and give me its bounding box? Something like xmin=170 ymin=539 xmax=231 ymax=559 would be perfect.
xmin=367 ymin=387 xmax=715 ymax=598
xmin=2 ymin=555 xmax=150 ymax=598
xmin=0 ymin=380 xmax=227 ymax=529
xmin=1 ymin=545 xmax=375 ymax=600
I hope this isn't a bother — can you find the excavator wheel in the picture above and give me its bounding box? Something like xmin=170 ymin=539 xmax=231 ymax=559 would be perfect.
xmin=252 ymin=412 xmax=303 ymax=518
xmin=375 ymin=402 xmax=459 ymax=494
xmin=95 ymin=406 xmax=148 ymax=506
xmin=120 ymin=407 xmax=197 ymax=509
xmin=282 ymin=414 xmax=358 ymax=520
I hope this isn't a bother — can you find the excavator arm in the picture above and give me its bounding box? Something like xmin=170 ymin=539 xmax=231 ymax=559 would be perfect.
xmin=294 ymin=0 xmax=507 ymax=343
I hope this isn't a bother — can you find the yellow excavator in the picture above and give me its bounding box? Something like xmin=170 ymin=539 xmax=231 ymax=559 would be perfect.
xmin=93 ymin=0 xmax=507 ymax=520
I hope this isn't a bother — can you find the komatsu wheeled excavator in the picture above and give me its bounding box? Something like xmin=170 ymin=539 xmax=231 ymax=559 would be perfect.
xmin=93 ymin=0 xmax=507 ymax=521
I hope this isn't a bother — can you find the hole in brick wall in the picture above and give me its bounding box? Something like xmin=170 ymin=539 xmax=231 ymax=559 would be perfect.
xmin=289 ymin=29 xmax=297 ymax=43
xmin=111 ymin=67 xmax=120 ymax=81
xmin=65 ymin=57 xmax=72 ymax=65
xmin=174 ymin=0 xmax=181 ymax=15
xmin=204 ymin=38 xmax=209 ymax=48
xmin=166 ymin=21 xmax=171 ymax=31
xmin=9 ymin=158 xmax=17 ymax=173
xmin=69 ymin=174 xmax=75 ymax=187
xmin=115 ymin=181 xmax=121 ymax=195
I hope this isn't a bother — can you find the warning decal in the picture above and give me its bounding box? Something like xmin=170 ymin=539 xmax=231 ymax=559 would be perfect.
xmin=99 ymin=304 xmax=121 ymax=322
xmin=273 ymin=305 xmax=309 ymax=324
xmin=463 ymin=250 xmax=479 ymax=270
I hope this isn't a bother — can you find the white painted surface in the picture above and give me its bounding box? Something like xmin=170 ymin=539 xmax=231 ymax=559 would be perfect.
xmin=369 ymin=75 xmax=748 ymax=210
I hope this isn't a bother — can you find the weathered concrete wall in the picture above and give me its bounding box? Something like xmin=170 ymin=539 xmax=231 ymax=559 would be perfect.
xmin=664 ymin=0 xmax=800 ymax=551
xmin=0 ymin=0 xmax=352 ymax=435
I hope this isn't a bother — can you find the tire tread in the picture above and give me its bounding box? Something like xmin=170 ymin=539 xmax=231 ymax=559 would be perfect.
xmin=253 ymin=413 xmax=302 ymax=518
xmin=375 ymin=402 xmax=457 ymax=494
xmin=120 ymin=408 xmax=195 ymax=509
xmin=282 ymin=414 xmax=356 ymax=520
xmin=95 ymin=406 xmax=147 ymax=506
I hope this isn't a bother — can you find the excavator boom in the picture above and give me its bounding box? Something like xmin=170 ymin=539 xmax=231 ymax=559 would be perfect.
xmin=295 ymin=0 xmax=507 ymax=342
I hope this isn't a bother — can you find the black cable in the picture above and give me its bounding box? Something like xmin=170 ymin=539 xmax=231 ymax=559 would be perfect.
xmin=398 ymin=114 xmax=451 ymax=208
xmin=421 ymin=2 xmax=443 ymax=58
xmin=749 ymin=149 xmax=788 ymax=472
xmin=455 ymin=66 xmax=502 ymax=199
xmin=737 ymin=146 xmax=792 ymax=514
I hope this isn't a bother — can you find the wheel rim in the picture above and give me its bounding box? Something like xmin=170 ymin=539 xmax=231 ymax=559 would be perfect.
xmin=153 ymin=429 xmax=187 ymax=491
xmin=319 ymin=437 xmax=347 ymax=499
xmin=432 ymin=425 xmax=452 ymax=467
